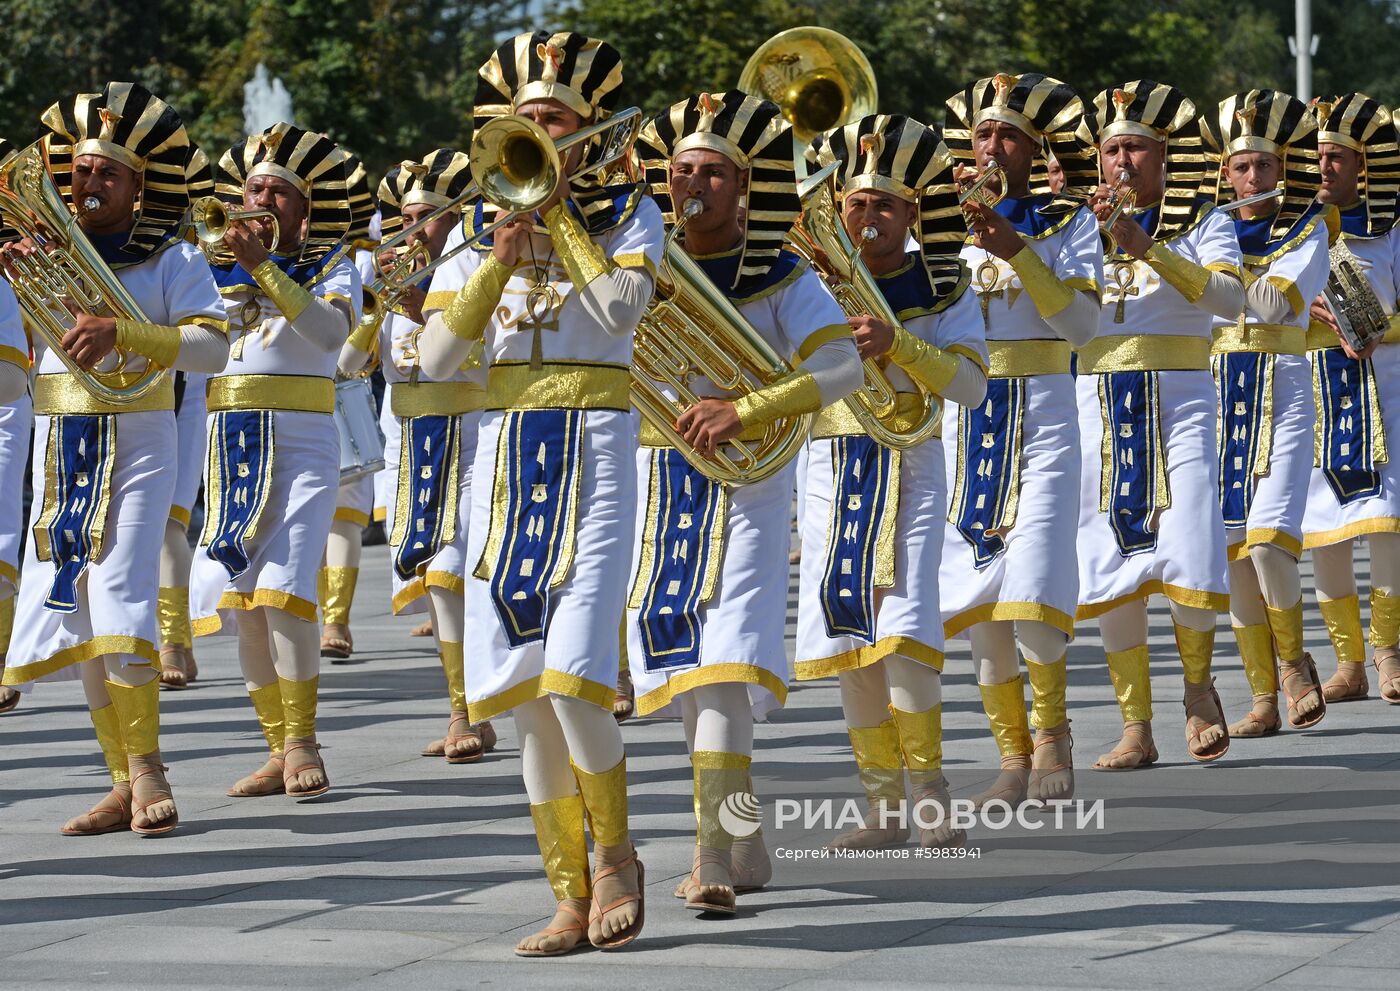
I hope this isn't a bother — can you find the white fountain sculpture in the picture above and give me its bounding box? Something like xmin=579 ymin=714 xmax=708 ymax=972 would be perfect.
xmin=242 ymin=63 xmax=294 ymax=135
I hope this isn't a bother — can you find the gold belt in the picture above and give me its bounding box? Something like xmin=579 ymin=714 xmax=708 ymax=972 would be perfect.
xmin=1211 ymin=323 xmax=1306 ymax=356
xmin=486 ymin=361 xmax=630 ymax=411
xmin=1076 ymin=334 xmax=1211 ymax=374
xmin=33 ymin=373 xmax=175 ymax=415
xmin=1305 ymin=319 xmax=1400 ymax=351
xmin=391 ymin=381 xmax=486 ymax=417
xmin=206 ymin=374 xmax=335 ymax=413
xmin=812 ymin=392 xmax=940 ymax=440
xmin=986 ymin=339 xmax=1072 ymax=378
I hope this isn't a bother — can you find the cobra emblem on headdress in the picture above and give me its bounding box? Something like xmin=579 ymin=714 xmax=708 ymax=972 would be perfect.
xmin=992 ymin=73 xmax=1019 ymax=106
xmin=1112 ymin=89 xmax=1134 ymax=120
xmin=97 ymin=108 xmax=122 ymax=141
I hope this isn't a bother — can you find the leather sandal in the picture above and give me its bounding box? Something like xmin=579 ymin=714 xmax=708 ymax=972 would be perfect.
xmin=227 ymin=754 xmax=286 ymax=797
xmin=613 ymin=668 xmax=635 ymax=723
xmin=444 ymin=714 xmax=496 ymax=764
xmin=0 ymin=684 xmax=19 ymax=715
xmin=682 ymin=846 xmax=734 ymax=917
xmin=1183 ymin=680 xmax=1230 ymax=762
xmin=320 ymin=624 xmax=353 ymax=660
xmin=158 ymin=646 xmax=190 ymax=690
xmin=420 ymin=737 xmax=446 ymax=758
xmin=1322 ymin=663 xmax=1368 ymax=703
xmin=60 ymin=784 xmax=133 ymax=836
xmin=283 ymin=737 xmax=330 ymax=798
xmin=1279 ymin=653 xmax=1327 ymax=728
xmin=1374 ymin=646 xmax=1400 ymax=704
xmin=1228 ymin=695 xmax=1282 ymax=737
xmin=1028 ymin=721 xmax=1074 ymax=801
xmin=1093 ymin=720 xmax=1158 ymax=771
xmin=128 ymin=754 xmax=179 ymax=836
xmin=675 ymin=837 xmax=772 ymax=898
xmin=590 ymin=849 xmax=646 ymax=947
xmin=514 ymin=898 xmax=591 ymax=957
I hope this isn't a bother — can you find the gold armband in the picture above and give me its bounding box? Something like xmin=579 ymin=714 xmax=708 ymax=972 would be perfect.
xmin=731 ymin=369 xmax=821 ymax=430
xmin=544 ymin=201 xmax=610 ymax=289
xmin=345 ymin=312 xmax=377 ymax=354
xmin=442 ymin=254 xmax=514 ymax=342
xmin=250 ymin=260 xmax=313 ymax=322
xmin=888 ymin=327 xmax=959 ymax=395
xmin=115 ymin=319 xmax=181 ymax=367
xmin=1146 ymin=243 xmax=1211 ymax=303
xmin=1007 ymin=246 xmax=1075 ymax=319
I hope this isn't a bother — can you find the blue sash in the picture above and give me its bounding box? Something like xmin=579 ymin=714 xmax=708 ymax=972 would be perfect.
xmin=1098 ymin=371 xmax=1169 ymax=556
xmin=391 ymin=415 xmax=461 ymax=580
xmin=950 ymin=379 xmax=1025 ymax=568
xmin=475 ymin=410 xmax=583 ymax=647
xmin=630 ymin=449 xmax=726 ymax=673
xmin=819 ymin=436 xmax=898 ymax=642
xmin=1313 ymin=348 xmax=1387 ymax=504
xmin=35 ymin=416 xmax=115 ymax=613
xmin=202 ymin=410 xmax=275 ymax=579
xmin=1216 ymin=352 xmax=1273 ymax=527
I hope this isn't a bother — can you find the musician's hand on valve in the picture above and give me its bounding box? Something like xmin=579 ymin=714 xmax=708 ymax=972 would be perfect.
xmin=963 ymin=201 xmax=1023 ymax=260
xmin=492 ymin=215 xmax=531 ymax=268
xmin=849 ymin=314 xmax=896 ymax=360
xmin=676 ymin=399 xmax=743 ymax=459
xmin=399 ymin=286 xmax=428 ymax=325
xmin=61 ymin=313 xmax=118 ymax=370
xmin=1092 ymin=187 xmax=1153 ymax=258
xmin=222 ymin=218 xmax=271 ymax=270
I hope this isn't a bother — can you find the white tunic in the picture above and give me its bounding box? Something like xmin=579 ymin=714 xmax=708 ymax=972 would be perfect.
xmin=170 ymin=371 xmax=208 ymax=529
xmin=5 ymin=242 xmax=226 ymax=687
xmin=335 ymin=248 xmax=381 ymax=527
xmin=427 ymin=197 xmax=663 ymax=722
xmin=1077 ymin=206 xmax=1239 ymax=620
xmin=940 ymin=202 xmax=1102 ymax=639
xmin=628 ymin=261 xmax=848 ymax=720
xmin=189 ymin=255 xmax=361 ymax=636
xmin=0 ymin=279 xmax=30 ymax=599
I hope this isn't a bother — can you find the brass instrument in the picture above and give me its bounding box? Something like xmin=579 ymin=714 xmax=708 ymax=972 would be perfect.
xmin=958 ymin=162 xmax=1007 ymax=208
xmin=1217 ymin=187 xmax=1284 ymax=213
xmin=0 ymin=140 xmax=166 ymax=405
xmin=631 ymin=199 xmax=815 ymax=485
xmin=786 ymin=163 xmax=941 ymax=450
xmin=188 ymin=195 xmax=281 ymax=250
xmin=1323 ymin=240 xmax=1389 ymax=352
xmin=355 ymin=107 xmax=642 ymax=338
xmin=1099 ymin=170 xmax=1137 ymax=254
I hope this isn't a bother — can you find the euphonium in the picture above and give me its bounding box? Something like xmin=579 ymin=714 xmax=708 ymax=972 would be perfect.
xmin=1099 ymin=170 xmax=1137 ymax=254
xmin=188 ymin=195 xmax=281 ymax=249
xmin=785 ymin=163 xmax=942 ymax=450
xmin=631 ymin=199 xmax=815 ymax=485
xmin=0 ymin=140 xmax=167 ymax=406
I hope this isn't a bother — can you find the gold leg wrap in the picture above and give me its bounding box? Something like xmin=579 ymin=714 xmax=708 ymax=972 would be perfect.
xmin=1174 ymin=623 xmax=1215 ymax=684
xmin=318 ymin=567 xmax=358 ymax=626
xmin=1319 ymin=595 xmax=1366 ymax=664
xmin=978 ymin=675 xmax=1033 ymax=757
xmin=157 ymin=585 xmax=193 ymax=648
xmin=571 ymin=756 xmax=630 ymax=849
xmin=279 ymin=676 xmax=320 ymax=738
xmin=1233 ymin=624 xmax=1279 ymax=694
xmin=0 ymin=592 xmax=14 ymax=655
xmin=848 ymin=719 xmax=906 ymax=810
xmin=1370 ymin=589 xmax=1400 ymax=648
xmin=1264 ymin=600 xmax=1305 ymax=663
xmin=889 ymin=704 xmax=943 ymax=786
xmin=691 ymin=750 xmax=752 ymax=850
xmin=617 ymin=616 xmax=629 ymax=672
xmin=89 ymin=703 xmax=130 ymax=783
xmin=1106 ymin=646 xmax=1153 ymax=723
xmin=530 ymin=794 xmax=592 ymax=902
xmin=106 ymin=679 xmax=160 ymax=756
xmin=1025 ymin=657 xmax=1068 ymax=730
xmin=438 ymin=641 xmax=467 ymax=712
xmin=248 ymin=682 xmax=286 ymax=753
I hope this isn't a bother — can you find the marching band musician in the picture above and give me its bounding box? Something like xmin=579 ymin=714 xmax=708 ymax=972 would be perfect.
xmin=417 ymin=31 xmax=657 ymax=956
xmin=340 ymin=148 xmax=498 ymax=762
xmin=1077 ymin=81 xmax=1245 ymax=768
xmin=0 ymin=82 xmax=229 ymax=835
xmin=0 ymin=136 xmax=29 ymax=715
xmin=188 ymin=122 xmax=363 ymax=800
xmin=795 ymin=115 xmax=988 ymax=850
xmin=940 ymin=73 xmax=1102 ymax=806
xmin=1202 ymin=90 xmax=1335 ymax=737
xmin=1303 ymin=94 xmax=1400 ymax=705
xmin=629 ymin=91 xmax=861 ymax=913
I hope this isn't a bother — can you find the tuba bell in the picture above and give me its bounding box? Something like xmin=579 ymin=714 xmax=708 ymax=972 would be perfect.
xmin=786 ymin=163 xmax=943 ymax=450
xmin=631 ymin=200 xmax=815 ymax=485
xmin=1323 ymin=240 xmax=1390 ymax=353
xmin=0 ymin=140 xmax=167 ymax=406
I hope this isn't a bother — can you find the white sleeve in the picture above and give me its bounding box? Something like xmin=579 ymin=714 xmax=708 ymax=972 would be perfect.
xmin=801 ymin=336 xmax=863 ymax=406
xmin=0 ymin=364 xmax=25 ymax=404
xmin=572 ymin=266 xmax=655 ymax=337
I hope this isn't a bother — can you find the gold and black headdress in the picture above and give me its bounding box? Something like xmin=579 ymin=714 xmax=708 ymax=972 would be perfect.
xmin=215 ymin=122 xmax=358 ymax=268
xmin=1078 ymin=80 xmax=1205 ymax=240
xmin=39 ymin=81 xmax=203 ymax=265
xmin=1312 ymin=92 xmax=1399 ymax=237
xmin=344 ymin=156 xmax=378 ymax=252
xmin=945 ymin=72 xmax=1095 ymax=206
xmin=378 ymin=148 xmax=473 ymax=241
xmin=1201 ymin=89 xmax=1324 ymax=244
xmin=635 ymin=90 xmax=798 ymax=297
xmin=0 ymin=138 xmax=14 ymax=164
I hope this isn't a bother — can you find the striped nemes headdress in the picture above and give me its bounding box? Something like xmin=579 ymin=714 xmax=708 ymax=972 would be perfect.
xmin=807 ymin=114 xmax=966 ymax=291
xmin=636 ymin=90 xmax=799 ymax=295
xmin=378 ymin=149 xmax=473 ymax=241
xmin=1079 ymin=80 xmax=1204 ymax=240
xmin=39 ymin=81 xmax=204 ymax=265
xmin=344 ymin=156 xmax=378 ymax=252
xmin=0 ymin=138 xmax=14 ymax=164
xmin=1312 ymin=93 xmax=1399 ymax=236
xmin=215 ymin=122 xmax=358 ymax=267
xmin=1201 ymin=89 xmax=1321 ymax=243
xmin=945 ymin=72 xmax=1095 ymax=205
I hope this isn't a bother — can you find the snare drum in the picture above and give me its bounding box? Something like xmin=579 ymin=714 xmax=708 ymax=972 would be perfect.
xmin=334 ymin=377 xmax=386 ymax=481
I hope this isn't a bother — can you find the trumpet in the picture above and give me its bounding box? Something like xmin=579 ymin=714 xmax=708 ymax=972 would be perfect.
xmin=958 ymin=162 xmax=1007 ymax=209
xmin=1099 ymin=171 xmax=1137 ymax=254
xmin=188 ymin=195 xmax=281 ymax=249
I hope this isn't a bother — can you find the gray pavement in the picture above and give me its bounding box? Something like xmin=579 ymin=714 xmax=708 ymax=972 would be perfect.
xmin=2 ymin=543 xmax=1398 ymax=989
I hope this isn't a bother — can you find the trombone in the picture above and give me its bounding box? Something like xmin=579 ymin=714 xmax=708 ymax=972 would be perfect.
xmin=187 ymin=195 xmax=281 ymax=250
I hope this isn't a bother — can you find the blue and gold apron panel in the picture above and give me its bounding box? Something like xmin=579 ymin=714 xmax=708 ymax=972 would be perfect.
xmin=949 ymin=379 xmax=1025 ymax=569
xmin=390 ymin=415 xmax=462 ymax=581
xmin=1097 ymin=371 xmax=1170 ymax=557
xmin=33 ymin=415 xmax=116 ymax=613
xmin=819 ymin=435 xmax=899 ymax=642
xmin=1312 ymin=348 xmax=1388 ymax=505
xmin=201 ymin=410 xmax=275 ymax=580
xmin=1215 ymin=352 xmax=1274 ymax=529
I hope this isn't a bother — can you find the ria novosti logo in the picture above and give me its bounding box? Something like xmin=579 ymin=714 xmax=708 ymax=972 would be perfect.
xmin=717 ymin=792 xmax=1106 ymax=837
